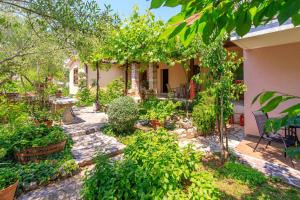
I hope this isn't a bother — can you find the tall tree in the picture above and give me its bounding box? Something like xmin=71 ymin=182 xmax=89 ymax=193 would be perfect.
xmin=105 ymin=7 xmax=167 ymax=94
xmin=73 ymin=5 xmax=119 ymax=110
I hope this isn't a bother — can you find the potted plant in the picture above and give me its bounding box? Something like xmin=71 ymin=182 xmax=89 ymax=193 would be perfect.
xmin=13 ymin=124 xmax=67 ymax=163
xmin=140 ymin=98 xmax=181 ymax=129
xmin=33 ymin=109 xmax=55 ymax=127
xmin=55 ymin=89 xmax=63 ymax=98
xmin=0 ymin=168 xmax=19 ymax=200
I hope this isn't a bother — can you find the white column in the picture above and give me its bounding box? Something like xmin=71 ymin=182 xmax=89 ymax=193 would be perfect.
xmin=130 ymin=63 xmax=140 ymax=96
xmin=148 ymin=63 xmax=157 ymax=93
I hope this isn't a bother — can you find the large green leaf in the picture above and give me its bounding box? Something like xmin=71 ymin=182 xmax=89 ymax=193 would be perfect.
xmin=278 ymin=0 xmax=300 ymax=25
xmin=167 ymin=12 xmax=185 ymax=25
xmin=251 ymin=91 xmax=264 ymax=105
xmin=151 ymin=0 xmax=166 ymax=9
xmin=259 ymin=91 xmax=276 ymax=105
xmin=281 ymin=103 xmax=300 ymax=115
xmin=292 ymin=13 xmax=300 ymax=26
xmin=260 ymin=96 xmax=283 ymax=113
xmin=235 ymin=8 xmax=252 ymax=36
xmin=164 ymin=0 xmax=180 ymax=7
xmin=168 ymin=22 xmax=187 ymax=39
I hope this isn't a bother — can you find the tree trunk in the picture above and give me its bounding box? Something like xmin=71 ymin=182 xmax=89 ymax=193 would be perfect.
xmin=84 ymin=63 xmax=88 ymax=87
xmin=95 ymin=61 xmax=100 ymax=110
xmin=124 ymin=61 xmax=129 ymax=95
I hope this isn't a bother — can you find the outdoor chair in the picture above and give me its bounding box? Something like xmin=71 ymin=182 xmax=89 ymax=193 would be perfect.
xmin=252 ymin=111 xmax=295 ymax=154
xmin=166 ymin=84 xmax=176 ymax=98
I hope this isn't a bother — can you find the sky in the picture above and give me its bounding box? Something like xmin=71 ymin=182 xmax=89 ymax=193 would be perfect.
xmin=97 ymin=0 xmax=180 ymax=21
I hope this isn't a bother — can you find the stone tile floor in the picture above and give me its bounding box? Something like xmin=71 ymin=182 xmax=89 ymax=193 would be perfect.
xmin=177 ymin=124 xmax=300 ymax=188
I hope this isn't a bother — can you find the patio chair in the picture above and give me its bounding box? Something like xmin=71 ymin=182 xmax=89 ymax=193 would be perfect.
xmin=166 ymin=84 xmax=176 ymax=98
xmin=252 ymin=111 xmax=294 ymax=154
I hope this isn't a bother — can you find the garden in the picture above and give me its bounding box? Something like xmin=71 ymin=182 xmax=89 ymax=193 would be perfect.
xmin=1 ymin=0 xmax=300 ymax=200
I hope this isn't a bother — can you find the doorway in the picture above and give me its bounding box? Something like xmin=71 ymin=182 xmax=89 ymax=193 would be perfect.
xmin=162 ymin=69 xmax=169 ymax=93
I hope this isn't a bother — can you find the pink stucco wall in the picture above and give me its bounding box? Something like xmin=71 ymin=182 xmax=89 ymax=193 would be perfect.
xmin=244 ymin=42 xmax=300 ymax=136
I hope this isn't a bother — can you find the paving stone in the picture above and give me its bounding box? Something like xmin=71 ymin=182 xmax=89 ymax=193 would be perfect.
xmin=72 ymin=132 xmax=125 ymax=167
xmin=63 ymin=107 xmax=108 ymax=137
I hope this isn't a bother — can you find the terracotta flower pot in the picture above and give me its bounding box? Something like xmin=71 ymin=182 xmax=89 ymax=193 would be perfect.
xmin=150 ymin=119 xmax=161 ymax=130
xmin=55 ymin=91 xmax=62 ymax=98
xmin=44 ymin=120 xmax=53 ymax=127
xmin=0 ymin=181 xmax=18 ymax=200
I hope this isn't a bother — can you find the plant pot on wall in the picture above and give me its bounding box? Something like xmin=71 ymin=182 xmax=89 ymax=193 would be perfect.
xmin=0 ymin=181 xmax=18 ymax=200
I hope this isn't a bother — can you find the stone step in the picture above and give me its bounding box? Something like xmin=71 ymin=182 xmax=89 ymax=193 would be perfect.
xmin=71 ymin=132 xmax=125 ymax=167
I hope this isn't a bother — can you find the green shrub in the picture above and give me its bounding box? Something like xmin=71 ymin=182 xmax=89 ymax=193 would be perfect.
xmin=107 ymin=96 xmax=139 ymax=134
xmin=140 ymin=97 xmax=182 ymax=122
xmin=10 ymin=124 xmax=67 ymax=151
xmin=0 ymin=167 xmax=19 ymax=190
xmin=192 ymin=93 xmax=216 ymax=135
xmin=220 ymin=161 xmax=267 ymax=187
xmin=82 ymin=130 xmax=219 ymax=199
xmin=0 ymin=138 xmax=78 ymax=192
xmin=99 ymin=78 xmax=124 ymax=106
xmin=76 ymin=87 xmax=94 ymax=106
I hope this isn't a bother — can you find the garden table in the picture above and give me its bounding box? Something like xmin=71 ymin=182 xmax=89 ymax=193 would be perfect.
xmin=50 ymin=97 xmax=78 ymax=125
xmin=286 ymin=117 xmax=300 ymax=146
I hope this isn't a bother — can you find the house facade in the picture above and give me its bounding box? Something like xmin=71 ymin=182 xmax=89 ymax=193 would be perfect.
xmin=67 ymin=59 xmax=124 ymax=95
xmin=231 ymin=20 xmax=300 ymax=136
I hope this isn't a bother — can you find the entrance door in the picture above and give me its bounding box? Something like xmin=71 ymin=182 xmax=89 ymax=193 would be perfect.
xmin=162 ymin=69 xmax=169 ymax=93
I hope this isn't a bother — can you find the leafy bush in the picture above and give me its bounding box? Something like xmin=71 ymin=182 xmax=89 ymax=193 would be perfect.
xmin=220 ymin=161 xmax=267 ymax=187
xmin=140 ymin=97 xmax=182 ymax=122
xmin=99 ymin=78 xmax=124 ymax=106
xmin=0 ymin=97 xmax=30 ymax=127
xmin=9 ymin=124 xmax=67 ymax=151
xmin=0 ymin=139 xmax=78 ymax=192
xmin=82 ymin=130 xmax=219 ymax=199
xmin=107 ymin=96 xmax=139 ymax=134
xmin=0 ymin=167 xmax=19 ymax=190
xmin=76 ymin=87 xmax=94 ymax=106
xmin=192 ymin=92 xmax=216 ymax=135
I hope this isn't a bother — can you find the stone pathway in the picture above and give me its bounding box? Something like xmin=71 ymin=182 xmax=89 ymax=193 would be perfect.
xmin=18 ymin=107 xmax=125 ymax=200
xmin=235 ymin=151 xmax=300 ymax=188
xmin=72 ymin=132 xmax=125 ymax=167
xmin=178 ymin=125 xmax=244 ymax=153
xmin=63 ymin=107 xmax=125 ymax=167
xmin=177 ymin=124 xmax=300 ymax=188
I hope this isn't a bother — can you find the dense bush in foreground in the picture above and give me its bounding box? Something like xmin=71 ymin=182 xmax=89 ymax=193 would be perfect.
xmin=82 ymin=130 xmax=219 ymax=200
xmin=107 ymin=96 xmax=139 ymax=134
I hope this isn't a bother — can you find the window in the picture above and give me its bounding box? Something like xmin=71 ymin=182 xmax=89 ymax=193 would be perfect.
xmin=73 ymin=68 xmax=78 ymax=85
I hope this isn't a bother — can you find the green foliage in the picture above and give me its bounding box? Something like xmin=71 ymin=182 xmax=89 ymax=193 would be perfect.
xmin=252 ymin=91 xmax=300 ymax=159
xmin=192 ymin=92 xmax=216 ymax=135
xmin=220 ymin=161 xmax=267 ymax=188
xmin=140 ymin=97 xmax=182 ymax=122
xmin=0 ymin=139 xmax=79 ymax=192
xmin=106 ymin=6 xmax=168 ymax=65
xmin=197 ymin=37 xmax=245 ymax=127
xmin=76 ymin=87 xmax=95 ymax=106
xmin=3 ymin=124 xmax=67 ymax=152
xmin=82 ymin=130 xmax=219 ymax=199
xmin=0 ymin=167 xmax=19 ymax=190
xmin=99 ymin=78 xmax=125 ymax=106
xmin=107 ymin=96 xmax=139 ymax=134
xmin=0 ymin=97 xmax=30 ymax=129
xmin=151 ymin=0 xmax=300 ymax=44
